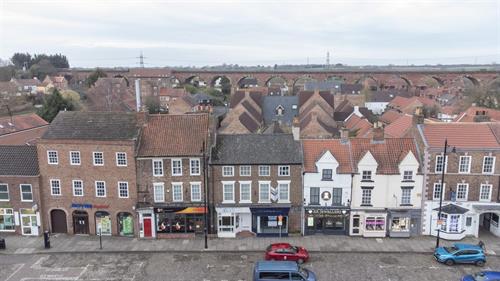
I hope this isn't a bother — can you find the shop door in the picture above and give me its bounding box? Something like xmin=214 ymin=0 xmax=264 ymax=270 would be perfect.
xmin=351 ymin=215 xmax=361 ymax=236
xmin=50 ymin=209 xmax=67 ymax=233
xmin=21 ymin=214 xmax=38 ymax=236
xmin=73 ymin=211 xmax=89 ymax=234
xmin=143 ymin=218 xmax=152 ymax=237
xmin=483 ymin=214 xmax=491 ymax=231
xmin=315 ymin=217 xmax=324 ymax=233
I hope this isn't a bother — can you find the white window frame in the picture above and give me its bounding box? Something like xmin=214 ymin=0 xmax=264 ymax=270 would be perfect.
xmin=277 ymin=180 xmax=290 ymax=203
xmin=258 ymin=181 xmax=271 ymax=203
xmin=433 ymin=183 xmax=446 ymax=201
xmin=278 ymin=165 xmax=290 ymax=177
xmin=19 ymin=184 xmax=33 ymax=202
xmin=190 ymin=158 xmax=201 ymax=176
xmin=435 ymin=155 xmax=447 ymax=173
xmin=259 ymin=165 xmax=270 ymax=176
xmin=172 ymin=182 xmax=183 ymax=202
xmin=153 ymin=182 xmax=165 ymax=203
xmin=239 ymin=166 xmax=251 ymax=177
xmin=480 ymin=184 xmax=492 ymax=202
xmin=47 ymin=150 xmax=58 ymax=165
xmin=50 ymin=179 xmax=61 ymax=196
xmin=69 ymin=151 xmax=81 ymax=165
xmin=0 ymin=184 xmax=9 ymax=201
xmin=152 ymin=159 xmax=164 ymax=177
xmin=362 ymin=170 xmax=372 ymax=181
xmin=118 ymin=181 xmax=129 ymax=198
xmin=458 ymin=156 xmax=472 ymax=174
xmin=93 ymin=152 xmax=104 ymax=166
xmin=72 ymin=180 xmax=84 ymax=196
xmin=482 ymin=156 xmax=496 ymax=174
xmin=116 ymin=152 xmax=127 ymax=167
xmin=403 ymin=170 xmax=413 ymax=181
xmin=222 ymin=166 xmax=234 ymax=177
xmin=222 ymin=181 xmax=235 ymax=203
xmin=190 ymin=182 xmax=202 ymax=202
xmin=361 ymin=189 xmax=372 ymax=205
xmin=456 ymin=183 xmax=469 ymax=201
xmin=401 ymin=188 xmax=411 ymax=205
xmin=239 ymin=181 xmax=252 ymax=203
xmin=95 ymin=181 xmax=106 ymax=197
xmin=171 ymin=159 xmax=182 ymax=176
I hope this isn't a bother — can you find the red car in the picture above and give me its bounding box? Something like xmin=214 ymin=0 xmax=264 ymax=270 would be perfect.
xmin=265 ymin=243 xmax=310 ymax=263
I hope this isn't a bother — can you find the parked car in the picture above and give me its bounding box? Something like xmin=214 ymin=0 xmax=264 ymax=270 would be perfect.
xmin=462 ymin=271 xmax=500 ymax=281
xmin=265 ymin=243 xmax=310 ymax=263
xmin=434 ymin=242 xmax=486 ymax=266
xmin=253 ymin=261 xmax=317 ymax=281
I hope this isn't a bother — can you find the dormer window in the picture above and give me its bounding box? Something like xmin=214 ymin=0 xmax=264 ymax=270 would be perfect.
xmin=322 ymin=169 xmax=333 ymax=180
xmin=403 ymin=171 xmax=413 ymax=181
xmin=362 ymin=170 xmax=372 ymax=181
xmin=275 ymin=105 xmax=285 ymax=116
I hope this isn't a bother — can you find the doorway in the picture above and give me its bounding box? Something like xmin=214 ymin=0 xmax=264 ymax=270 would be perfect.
xmin=143 ymin=217 xmax=152 ymax=237
xmin=50 ymin=209 xmax=67 ymax=233
xmin=73 ymin=210 xmax=89 ymax=234
xmin=20 ymin=209 xmax=39 ymax=236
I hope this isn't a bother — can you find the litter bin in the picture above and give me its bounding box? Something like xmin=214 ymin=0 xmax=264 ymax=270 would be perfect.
xmin=43 ymin=231 xmax=50 ymax=249
xmin=0 ymin=237 xmax=5 ymax=250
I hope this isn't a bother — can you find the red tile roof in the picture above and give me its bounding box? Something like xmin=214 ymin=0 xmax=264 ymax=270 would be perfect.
xmin=0 ymin=113 xmax=49 ymax=136
xmin=379 ymin=109 xmax=403 ymax=124
xmin=159 ymin=88 xmax=187 ymax=97
xmin=384 ymin=114 xmax=413 ymax=138
xmin=350 ymin=138 xmax=418 ymax=174
xmin=420 ymin=123 xmax=500 ymax=149
xmin=138 ymin=114 xmax=209 ymax=157
xmin=0 ymin=125 xmax=48 ymax=145
xmin=302 ymin=139 xmax=353 ymax=174
xmin=344 ymin=114 xmax=372 ymax=137
xmin=454 ymin=106 xmax=500 ymax=122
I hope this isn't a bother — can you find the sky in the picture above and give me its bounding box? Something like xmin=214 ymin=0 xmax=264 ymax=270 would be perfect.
xmin=0 ymin=0 xmax=499 ymax=67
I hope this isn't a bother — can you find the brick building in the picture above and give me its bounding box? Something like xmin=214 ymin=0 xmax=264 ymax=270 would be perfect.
xmin=0 ymin=146 xmax=41 ymax=236
xmin=210 ymin=134 xmax=302 ymax=237
xmin=418 ymin=123 xmax=500 ymax=240
xmin=135 ymin=114 xmax=209 ymax=238
xmin=37 ymin=111 xmax=140 ymax=236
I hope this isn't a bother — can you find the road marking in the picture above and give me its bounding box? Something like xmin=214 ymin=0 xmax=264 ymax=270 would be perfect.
xmin=5 ymin=263 xmax=25 ymax=281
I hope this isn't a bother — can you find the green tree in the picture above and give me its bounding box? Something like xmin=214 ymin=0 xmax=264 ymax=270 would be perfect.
xmin=144 ymin=96 xmax=161 ymax=114
xmin=29 ymin=59 xmax=56 ymax=80
xmin=184 ymin=84 xmax=198 ymax=95
xmin=86 ymin=68 xmax=107 ymax=87
xmin=219 ymin=76 xmax=231 ymax=98
xmin=0 ymin=66 xmax=15 ymax=81
xmin=37 ymin=89 xmax=74 ymax=122
xmin=11 ymin=53 xmax=31 ymax=69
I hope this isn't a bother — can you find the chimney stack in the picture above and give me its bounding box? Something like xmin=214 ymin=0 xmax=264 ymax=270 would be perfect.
xmin=372 ymin=121 xmax=385 ymax=142
xmin=340 ymin=127 xmax=349 ymax=143
xmin=135 ymin=79 xmax=141 ymax=112
xmin=413 ymin=106 xmax=424 ymax=125
xmin=292 ymin=117 xmax=300 ymax=141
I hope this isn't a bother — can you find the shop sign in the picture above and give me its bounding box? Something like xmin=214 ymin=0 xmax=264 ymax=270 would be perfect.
xmin=307 ymin=217 xmax=314 ymax=227
xmin=307 ymin=208 xmax=346 ymax=215
xmin=437 ymin=219 xmax=445 ymax=226
xmin=321 ymin=191 xmax=332 ymax=201
xmin=278 ymin=215 xmax=283 ymax=226
xmin=216 ymin=207 xmax=251 ymax=214
xmin=155 ymin=207 xmax=206 ymax=214
xmin=71 ymin=203 xmax=109 ymax=209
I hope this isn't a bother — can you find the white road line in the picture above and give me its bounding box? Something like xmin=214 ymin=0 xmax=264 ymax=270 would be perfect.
xmin=5 ymin=263 xmax=25 ymax=281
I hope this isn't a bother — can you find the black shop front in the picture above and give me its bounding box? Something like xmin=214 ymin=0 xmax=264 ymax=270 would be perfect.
xmin=304 ymin=207 xmax=349 ymax=235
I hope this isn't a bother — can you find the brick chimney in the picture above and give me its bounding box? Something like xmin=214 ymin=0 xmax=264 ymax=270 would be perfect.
xmin=292 ymin=117 xmax=300 ymax=141
xmin=340 ymin=127 xmax=349 ymax=143
xmin=136 ymin=111 xmax=149 ymax=127
xmin=372 ymin=121 xmax=384 ymax=142
xmin=412 ymin=106 xmax=424 ymax=125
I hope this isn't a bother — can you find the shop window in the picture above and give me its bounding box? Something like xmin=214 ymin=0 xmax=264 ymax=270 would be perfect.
xmin=332 ymin=188 xmax=342 ymax=205
xmin=439 ymin=213 xmax=447 ymax=232
xmin=322 ymin=169 xmax=333 ymax=180
xmin=95 ymin=211 xmax=111 ymax=235
xmin=391 ymin=217 xmax=409 ymax=232
xmin=449 ymin=215 xmax=459 ymax=233
xmin=20 ymin=184 xmax=33 ymax=202
xmin=259 ymin=215 xmax=288 ymax=234
xmin=310 ymin=187 xmax=320 ymax=205
xmin=492 ymin=214 xmax=499 ymax=227
xmin=117 ymin=212 xmax=134 ymax=236
xmin=0 ymin=208 xmax=15 ymax=231
xmin=218 ymin=215 xmax=235 ymax=232
xmin=157 ymin=213 xmax=201 ymax=234
xmin=0 ymin=184 xmax=9 ymax=201
xmin=365 ymin=217 xmax=385 ymax=231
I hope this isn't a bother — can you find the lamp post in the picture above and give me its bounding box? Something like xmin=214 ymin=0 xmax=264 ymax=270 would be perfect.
xmin=435 ymin=138 xmax=455 ymax=248
xmin=202 ymin=141 xmax=208 ymax=249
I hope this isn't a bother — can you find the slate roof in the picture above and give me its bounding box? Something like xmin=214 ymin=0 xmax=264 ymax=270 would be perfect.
xmin=433 ymin=204 xmax=469 ymax=214
xmin=43 ymin=111 xmax=140 ymax=141
xmin=262 ymin=96 xmax=298 ymax=125
xmin=211 ymin=134 xmax=302 ymax=165
xmin=418 ymin=123 xmax=500 ymax=149
xmin=302 ymin=139 xmax=353 ymax=174
xmin=369 ymin=90 xmax=411 ymax=103
xmin=304 ymin=81 xmax=341 ymax=91
xmin=0 ymin=145 xmax=39 ymax=176
xmin=340 ymin=83 xmax=363 ymax=94
xmin=138 ymin=114 xmax=208 ymax=157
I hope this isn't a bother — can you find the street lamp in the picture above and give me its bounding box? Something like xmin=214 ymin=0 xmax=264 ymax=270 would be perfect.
xmin=202 ymin=140 xmax=209 ymax=249
xmin=435 ymin=138 xmax=456 ymax=248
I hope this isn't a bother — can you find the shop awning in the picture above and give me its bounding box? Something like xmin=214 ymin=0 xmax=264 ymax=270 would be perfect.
xmin=433 ymin=204 xmax=469 ymax=214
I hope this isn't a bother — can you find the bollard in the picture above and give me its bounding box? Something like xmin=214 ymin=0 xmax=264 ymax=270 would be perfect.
xmin=0 ymin=237 xmax=5 ymax=250
xmin=44 ymin=231 xmax=50 ymax=249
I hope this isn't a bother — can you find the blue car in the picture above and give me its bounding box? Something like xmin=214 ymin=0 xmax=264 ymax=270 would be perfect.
xmin=434 ymin=242 xmax=486 ymax=266
xmin=253 ymin=261 xmax=317 ymax=281
xmin=462 ymin=271 xmax=500 ymax=281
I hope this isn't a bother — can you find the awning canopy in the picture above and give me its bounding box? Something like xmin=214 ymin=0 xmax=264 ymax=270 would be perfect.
xmin=433 ymin=204 xmax=469 ymax=214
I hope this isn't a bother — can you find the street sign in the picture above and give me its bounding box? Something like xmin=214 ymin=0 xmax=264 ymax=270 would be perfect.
xmin=437 ymin=219 xmax=444 ymax=225
xmin=278 ymin=215 xmax=283 ymax=226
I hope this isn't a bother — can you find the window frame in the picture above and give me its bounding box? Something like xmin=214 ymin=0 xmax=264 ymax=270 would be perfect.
xmin=322 ymin=169 xmax=333 ymax=180
xmin=401 ymin=188 xmax=411 ymax=205
xmin=361 ymin=189 xmax=372 ymax=206
xmin=95 ymin=181 xmax=106 ymax=198
xmin=72 ymin=180 xmax=84 ymax=196
xmin=482 ymin=156 xmax=496 ymax=174
xmin=278 ymin=165 xmax=290 ymax=177
xmin=480 ymin=184 xmax=493 ymax=202
xmin=433 ymin=183 xmax=445 ymax=201
xmin=361 ymin=170 xmax=372 ymax=181
xmin=93 ymin=152 xmax=104 ymax=166
xmin=258 ymin=181 xmax=271 ymax=203
xmin=69 ymin=151 xmax=81 ymax=165
xmin=309 ymin=187 xmax=320 ymax=205
xmin=239 ymin=181 xmax=252 ymax=203
xmin=190 ymin=182 xmax=202 ymax=202
xmin=47 ymin=150 xmax=58 ymax=165
xmin=458 ymin=156 xmax=472 ymax=174
xmin=277 ymin=180 xmax=290 ymax=203
xmin=239 ymin=166 xmax=251 ymax=177
xmin=171 ymin=158 xmax=183 ymax=176
xmin=435 ymin=155 xmax=446 ymax=173
xmin=116 ymin=152 xmax=127 ymax=167
xmin=153 ymin=182 xmax=165 ymax=203
xmin=0 ymin=184 xmax=9 ymax=201
xmin=456 ymin=183 xmax=469 ymax=201
xmin=50 ymin=179 xmax=61 ymax=196
xmin=152 ymin=159 xmax=164 ymax=177
xmin=222 ymin=181 xmax=235 ymax=203
xmin=118 ymin=181 xmax=129 ymax=198
xmin=189 ymin=158 xmax=201 ymax=176
xmin=403 ymin=170 xmax=413 ymax=181
xmin=222 ymin=166 xmax=234 ymax=177
xmin=259 ymin=165 xmax=270 ymax=176
xmin=172 ymin=182 xmax=183 ymax=202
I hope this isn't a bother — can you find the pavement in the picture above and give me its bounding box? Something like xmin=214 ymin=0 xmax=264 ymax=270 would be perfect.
xmin=1 ymin=232 xmax=499 ymax=255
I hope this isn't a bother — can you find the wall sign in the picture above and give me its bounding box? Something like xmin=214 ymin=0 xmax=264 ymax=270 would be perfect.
xmin=321 ymin=191 xmax=332 ymax=201
xmin=71 ymin=203 xmax=109 ymax=209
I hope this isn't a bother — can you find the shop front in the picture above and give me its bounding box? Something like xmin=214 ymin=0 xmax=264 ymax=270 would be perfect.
xmin=215 ymin=207 xmax=252 ymax=238
xmin=137 ymin=207 xmax=155 ymax=238
xmin=350 ymin=211 xmax=387 ymax=237
xmin=155 ymin=206 xmax=206 ymax=238
xmin=117 ymin=212 xmax=134 ymax=237
xmin=0 ymin=208 xmax=15 ymax=232
xmin=250 ymin=207 xmax=289 ymax=237
xmin=304 ymin=207 xmax=349 ymax=235
xmin=387 ymin=209 xmax=421 ymax=238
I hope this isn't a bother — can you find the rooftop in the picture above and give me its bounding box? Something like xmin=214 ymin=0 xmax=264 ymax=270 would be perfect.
xmin=0 ymin=113 xmax=48 ymax=136
xmin=0 ymin=145 xmax=39 ymax=176
xmin=418 ymin=123 xmax=500 ymax=149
